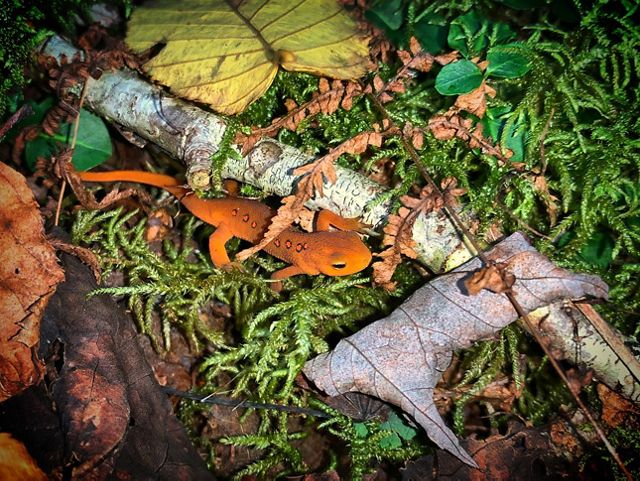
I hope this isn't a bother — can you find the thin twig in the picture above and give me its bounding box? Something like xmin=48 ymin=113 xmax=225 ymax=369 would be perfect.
xmin=366 ymin=85 xmax=633 ymax=480
xmin=512 ymin=294 xmax=633 ymax=481
xmin=364 ymin=86 xmax=485 ymax=259
xmin=55 ymin=77 xmax=90 ymax=226
xmin=495 ymin=198 xmax=553 ymax=240
xmin=162 ymin=386 xmax=331 ymax=418
xmin=0 ymin=103 xmax=33 ymax=140
xmin=53 ymin=181 xmax=66 ymax=227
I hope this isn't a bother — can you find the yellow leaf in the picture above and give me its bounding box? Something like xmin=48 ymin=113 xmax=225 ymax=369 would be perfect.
xmin=127 ymin=0 xmax=370 ymax=114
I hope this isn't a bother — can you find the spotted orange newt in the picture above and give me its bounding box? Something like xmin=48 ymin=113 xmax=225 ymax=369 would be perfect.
xmin=77 ymin=170 xmax=372 ymax=284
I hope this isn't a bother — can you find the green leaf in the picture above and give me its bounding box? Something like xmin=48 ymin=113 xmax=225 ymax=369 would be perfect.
xmin=496 ymin=0 xmax=545 ymax=10
xmin=380 ymin=412 xmax=417 ymax=441
xmin=378 ymin=432 xmax=402 ymax=449
xmin=481 ymin=106 xmax=526 ymax=161
xmin=414 ymin=13 xmax=448 ymax=54
xmin=4 ymin=97 xmax=54 ymax=142
xmin=489 ymin=22 xmax=517 ymax=47
xmin=502 ymin=120 xmax=526 ymax=162
xmin=25 ymin=108 xmax=112 ymax=172
xmin=69 ymin=110 xmax=113 ymax=170
xmin=365 ymin=0 xmax=404 ymax=31
xmin=25 ymin=135 xmax=54 ymax=171
xmin=354 ymin=423 xmax=369 ymax=438
xmin=448 ymin=11 xmax=515 ymax=57
xmin=486 ymin=46 xmax=532 ymax=78
xmin=481 ymin=105 xmax=512 ymax=140
xmin=435 ymin=60 xmax=483 ymax=95
xmin=448 ymin=11 xmax=489 ymax=57
xmin=580 ymin=232 xmax=615 ymax=269
xmin=448 ymin=11 xmax=484 ymax=57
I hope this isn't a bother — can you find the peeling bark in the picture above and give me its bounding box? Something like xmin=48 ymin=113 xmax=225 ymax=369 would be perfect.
xmin=38 ymin=35 xmax=640 ymax=403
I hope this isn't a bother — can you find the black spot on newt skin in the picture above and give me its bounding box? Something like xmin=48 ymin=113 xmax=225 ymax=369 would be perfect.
xmin=285 ymin=240 xmax=292 ymax=249
xmin=251 ymin=221 xmax=257 ymax=228
xmin=231 ymin=208 xmax=239 ymax=216
xmin=274 ymin=239 xmax=281 ymax=247
xmin=296 ymin=243 xmax=303 ymax=252
xmin=242 ymin=214 xmax=249 ymax=222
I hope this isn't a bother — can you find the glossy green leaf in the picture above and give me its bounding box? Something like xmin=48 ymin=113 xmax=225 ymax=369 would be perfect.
xmin=501 ymin=119 xmax=526 ymax=161
xmin=4 ymin=97 xmax=54 ymax=142
xmin=354 ymin=422 xmax=369 ymax=437
xmin=414 ymin=13 xmax=448 ymax=54
xmin=580 ymin=232 xmax=615 ymax=269
xmin=496 ymin=0 xmax=545 ymax=10
xmin=365 ymin=0 xmax=403 ymax=31
xmin=448 ymin=11 xmax=515 ymax=57
xmin=25 ymin=109 xmax=112 ymax=171
xmin=380 ymin=412 xmax=417 ymax=441
xmin=486 ymin=46 xmax=531 ymax=78
xmin=435 ymin=60 xmax=483 ymax=95
xmin=378 ymin=432 xmax=402 ymax=449
xmin=481 ymin=105 xmax=526 ymax=161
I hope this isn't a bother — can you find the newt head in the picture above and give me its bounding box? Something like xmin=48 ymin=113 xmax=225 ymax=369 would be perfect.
xmin=314 ymin=231 xmax=372 ymax=277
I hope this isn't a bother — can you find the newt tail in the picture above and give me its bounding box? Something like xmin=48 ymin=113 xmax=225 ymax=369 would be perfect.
xmin=77 ymin=170 xmax=372 ymax=284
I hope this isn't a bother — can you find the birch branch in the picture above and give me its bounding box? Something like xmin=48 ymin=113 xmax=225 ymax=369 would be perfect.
xmin=39 ymin=35 xmax=640 ymax=403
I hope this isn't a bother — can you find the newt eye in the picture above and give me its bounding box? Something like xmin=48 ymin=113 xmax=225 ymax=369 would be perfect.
xmin=332 ymin=262 xmax=347 ymax=269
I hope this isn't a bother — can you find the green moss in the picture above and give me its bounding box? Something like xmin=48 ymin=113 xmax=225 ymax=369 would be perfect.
xmin=67 ymin=0 xmax=640 ymax=478
xmin=0 ymin=0 xmax=116 ymax=119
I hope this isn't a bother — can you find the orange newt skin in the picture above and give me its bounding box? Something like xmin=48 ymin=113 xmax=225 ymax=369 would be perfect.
xmin=77 ymin=170 xmax=372 ymax=283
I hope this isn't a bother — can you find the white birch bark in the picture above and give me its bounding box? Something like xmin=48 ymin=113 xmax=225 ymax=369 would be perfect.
xmin=40 ymin=35 xmax=640 ymax=403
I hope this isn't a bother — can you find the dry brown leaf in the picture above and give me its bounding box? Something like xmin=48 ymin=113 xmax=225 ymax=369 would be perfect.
xmin=435 ymin=51 xmax=459 ymax=65
xmin=454 ymin=81 xmax=496 ymax=118
xmin=464 ymin=262 xmax=516 ymax=295
xmin=412 ymin=421 xmax=575 ymax=480
xmin=144 ymin=208 xmax=174 ymax=242
xmin=305 ymin=233 xmax=608 ymax=466
xmin=36 ymin=249 xmax=213 ymax=480
xmin=236 ymin=79 xmax=363 ymax=154
xmin=372 ymin=207 xmax=416 ymax=290
xmin=372 ymin=185 xmax=441 ymax=290
xmin=428 ymin=114 xmax=473 ymax=141
xmin=0 ymin=433 xmax=48 ymax=481
xmin=0 ymin=162 xmax=64 ymax=402
xmin=597 ymin=383 xmax=640 ymax=428
xmin=549 ymin=419 xmax=582 ymax=458
xmin=428 ymin=115 xmax=513 ymax=164
xmin=371 ymin=38 xmax=434 ymax=106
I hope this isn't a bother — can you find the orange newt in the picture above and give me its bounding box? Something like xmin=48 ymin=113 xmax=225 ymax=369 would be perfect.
xmin=77 ymin=170 xmax=372 ymax=284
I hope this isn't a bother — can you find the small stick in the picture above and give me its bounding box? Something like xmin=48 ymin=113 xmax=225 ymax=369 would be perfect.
xmin=365 ymin=81 xmax=633 ymax=480
xmin=55 ymin=77 xmax=89 ymax=226
xmin=0 ymin=104 xmax=33 ymax=140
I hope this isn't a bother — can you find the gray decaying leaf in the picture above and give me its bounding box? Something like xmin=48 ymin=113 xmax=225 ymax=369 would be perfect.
xmin=303 ymin=232 xmax=608 ymax=467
